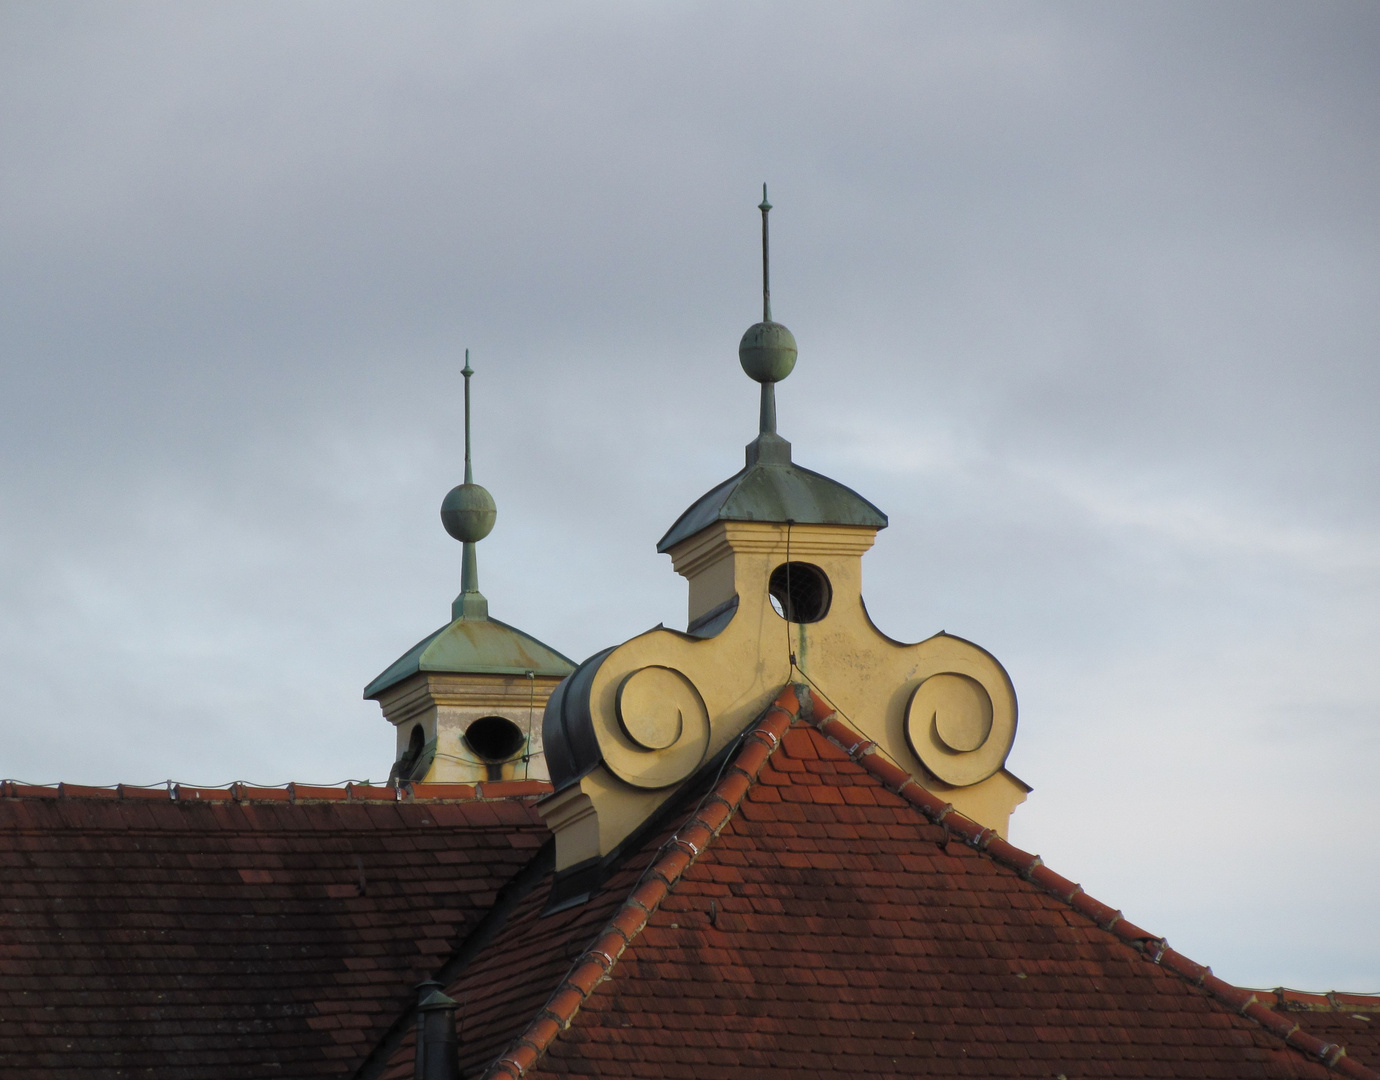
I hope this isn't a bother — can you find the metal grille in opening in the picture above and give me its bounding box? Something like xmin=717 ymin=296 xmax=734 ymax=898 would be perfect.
xmin=768 ymin=562 xmax=831 ymax=623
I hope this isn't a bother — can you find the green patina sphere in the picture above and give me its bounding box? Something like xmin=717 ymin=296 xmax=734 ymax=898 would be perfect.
xmin=738 ymin=321 xmax=798 ymax=383
xmin=441 ymin=483 xmax=497 ymax=543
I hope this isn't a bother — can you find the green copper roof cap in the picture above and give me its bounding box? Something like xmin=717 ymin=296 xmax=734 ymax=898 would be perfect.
xmin=657 ymin=185 xmax=888 ymax=553
xmin=656 ymin=456 xmax=888 ymax=552
xmin=363 ymin=615 xmax=575 ymax=699
xmin=364 ymin=351 xmax=576 ymax=699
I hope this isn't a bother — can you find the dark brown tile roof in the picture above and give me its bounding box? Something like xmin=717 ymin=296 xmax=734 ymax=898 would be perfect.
xmin=0 ymin=779 xmax=552 ymax=1079
xmin=1258 ymin=992 xmax=1380 ymax=1074
xmin=373 ymin=816 xmax=686 ymax=1080
xmin=387 ymin=687 xmax=1377 ymax=1080
xmin=9 ymin=698 xmax=1374 ymax=1080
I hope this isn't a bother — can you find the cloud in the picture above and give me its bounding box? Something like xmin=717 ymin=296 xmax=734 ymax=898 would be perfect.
xmin=0 ymin=0 xmax=1376 ymax=989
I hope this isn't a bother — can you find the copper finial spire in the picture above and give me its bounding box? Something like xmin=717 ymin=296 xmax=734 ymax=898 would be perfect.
xmin=759 ymin=183 xmax=772 ymax=323
xmin=462 ymin=349 xmax=475 ymax=485
xmin=740 ymin=185 xmax=798 ymax=457
xmin=440 ymin=350 xmax=497 ymax=619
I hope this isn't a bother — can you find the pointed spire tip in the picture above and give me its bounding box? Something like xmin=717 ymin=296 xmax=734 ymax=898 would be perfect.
xmin=462 ymin=349 xmax=474 ymax=485
xmin=759 ymin=185 xmax=773 ymax=323
xmin=440 ymin=346 xmax=496 ymax=610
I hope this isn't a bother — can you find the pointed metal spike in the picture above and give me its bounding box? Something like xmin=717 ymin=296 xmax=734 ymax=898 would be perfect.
xmin=759 ymin=185 xmax=772 ymax=323
xmin=462 ymin=350 xmax=474 ymax=485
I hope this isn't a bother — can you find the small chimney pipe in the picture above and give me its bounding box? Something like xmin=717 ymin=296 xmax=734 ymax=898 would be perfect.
xmin=413 ymin=980 xmax=461 ymax=1080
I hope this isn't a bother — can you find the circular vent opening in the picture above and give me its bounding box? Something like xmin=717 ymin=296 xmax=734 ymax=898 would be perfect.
xmin=464 ymin=716 xmax=526 ymax=763
xmin=768 ymin=562 xmax=832 ymax=623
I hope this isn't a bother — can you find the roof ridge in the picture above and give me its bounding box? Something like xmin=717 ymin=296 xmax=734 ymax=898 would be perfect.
xmin=1259 ymin=988 xmax=1380 ymax=1012
xmin=0 ymin=778 xmax=552 ymax=804
xmin=802 ymin=695 xmax=1379 ymax=1080
xmin=480 ymin=684 xmax=803 ymax=1080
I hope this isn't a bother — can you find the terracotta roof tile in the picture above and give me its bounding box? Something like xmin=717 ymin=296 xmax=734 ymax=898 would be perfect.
xmin=20 ymin=691 xmax=1360 ymax=1080
xmin=1250 ymin=992 xmax=1380 ymax=1079
xmin=0 ymin=781 xmax=551 ymax=1078
xmin=389 ymin=684 xmax=1377 ymax=1080
xmin=1 ymin=778 xmax=555 ymax=806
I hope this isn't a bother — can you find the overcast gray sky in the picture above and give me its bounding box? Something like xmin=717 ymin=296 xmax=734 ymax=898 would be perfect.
xmin=2 ymin=1 xmax=1377 ymax=993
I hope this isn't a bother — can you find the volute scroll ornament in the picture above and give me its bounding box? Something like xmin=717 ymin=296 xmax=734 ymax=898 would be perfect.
xmin=605 ymin=666 xmax=711 ymax=789
xmin=903 ymin=661 xmax=1017 ymax=787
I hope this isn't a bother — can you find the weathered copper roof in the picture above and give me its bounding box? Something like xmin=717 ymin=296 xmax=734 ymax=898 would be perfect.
xmin=364 ymin=614 xmax=576 ymax=698
xmin=374 ymin=687 xmax=1379 ymax=1080
xmin=656 ymin=448 xmax=888 ymax=553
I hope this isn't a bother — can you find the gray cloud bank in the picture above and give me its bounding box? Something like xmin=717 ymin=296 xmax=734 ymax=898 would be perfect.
xmin=1 ymin=2 xmax=1376 ymax=990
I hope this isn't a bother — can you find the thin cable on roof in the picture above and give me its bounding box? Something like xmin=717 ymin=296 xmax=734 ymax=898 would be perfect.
xmin=432 ymin=750 xmax=544 ymax=768
xmin=774 ymin=523 xmax=915 ymax=783
xmin=785 ymin=651 xmax=917 ymax=781
xmin=784 ymin=520 xmax=796 ymax=667
xmin=524 ymin=671 xmax=536 ymax=781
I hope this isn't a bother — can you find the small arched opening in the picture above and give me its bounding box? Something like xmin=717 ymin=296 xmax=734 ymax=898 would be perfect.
xmin=391 ymin=723 xmax=429 ymax=785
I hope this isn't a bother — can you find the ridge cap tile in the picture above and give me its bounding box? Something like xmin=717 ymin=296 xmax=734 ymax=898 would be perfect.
xmin=371 ymin=683 xmax=1378 ymax=1080
xmin=802 ymin=705 xmax=1380 ymax=1080
xmin=476 ymin=684 xmax=803 ymax=1080
xmin=0 ymin=778 xmax=552 ymax=805
xmin=0 ymin=778 xmax=551 ymax=1080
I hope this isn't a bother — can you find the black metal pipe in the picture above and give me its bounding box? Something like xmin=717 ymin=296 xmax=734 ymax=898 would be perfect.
xmin=413 ymin=981 xmax=460 ymax=1080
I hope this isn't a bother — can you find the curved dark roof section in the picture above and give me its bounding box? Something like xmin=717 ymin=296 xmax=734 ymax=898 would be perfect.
xmin=542 ymin=647 xmax=616 ymax=791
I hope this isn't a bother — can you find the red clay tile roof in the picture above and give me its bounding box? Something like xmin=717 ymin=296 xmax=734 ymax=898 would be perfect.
xmin=372 ymin=807 xmax=694 ymax=1079
xmin=381 ymin=686 xmax=1378 ymax=1080
xmin=0 ymin=779 xmax=552 ymax=1079
xmin=1256 ymin=992 xmax=1380 ymax=1075
xmin=8 ymin=701 xmax=1374 ymax=1080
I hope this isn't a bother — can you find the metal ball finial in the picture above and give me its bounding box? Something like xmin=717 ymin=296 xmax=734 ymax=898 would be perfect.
xmin=441 ymin=351 xmax=496 ymax=620
xmin=739 ymin=183 xmax=798 ymax=386
xmin=739 ymin=185 xmax=797 ymax=441
xmin=739 ymin=322 xmax=798 ymax=385
xmin=440 ymin=484 xmax=496 ymax=544
xmin=440 ymin=350 xmax=497 ymax=544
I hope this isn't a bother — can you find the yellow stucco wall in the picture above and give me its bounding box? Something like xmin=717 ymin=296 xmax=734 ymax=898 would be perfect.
xmin=539 ymin=521 xmax=1028 ymax=870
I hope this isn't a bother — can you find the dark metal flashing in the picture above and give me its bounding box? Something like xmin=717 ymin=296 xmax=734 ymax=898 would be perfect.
xmin=387 ymin=737 xmax=437 ymax=787
xmin=685 ymin=594 xmax=739 ymax=638
xmin=540 ymin=855 xmax=603 ymax=916
xmin=541 ymin=646 xmax=616 ymax=790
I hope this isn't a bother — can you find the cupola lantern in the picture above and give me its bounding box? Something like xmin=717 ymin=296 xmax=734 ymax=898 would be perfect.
xmin=538 ymin=189 xmax=1030 ymax=893
xmin=365 ymin=353 xmax=574 ymax=786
